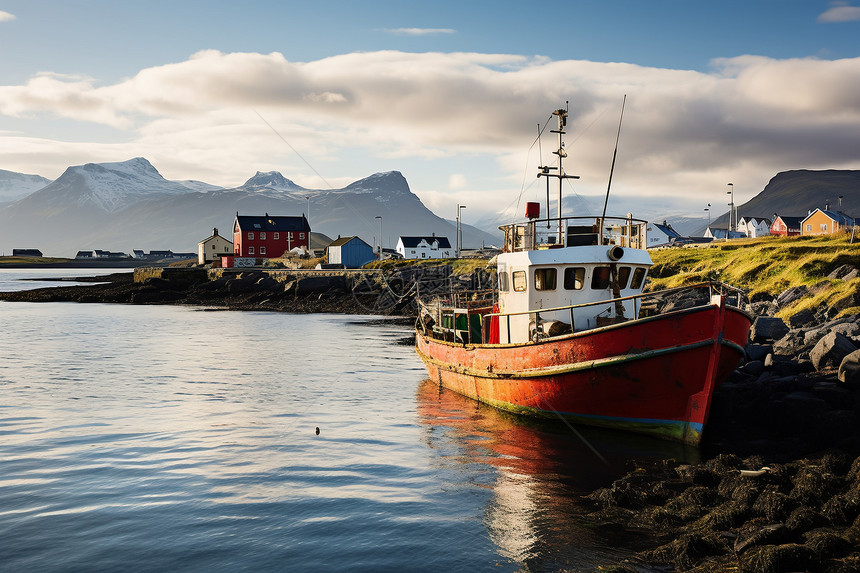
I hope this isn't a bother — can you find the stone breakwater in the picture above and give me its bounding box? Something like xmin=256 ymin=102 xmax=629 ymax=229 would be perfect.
xmin=0 ymin=265 xmax=494 ymax=316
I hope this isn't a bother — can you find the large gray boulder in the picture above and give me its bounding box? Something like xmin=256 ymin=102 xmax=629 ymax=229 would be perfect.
xmin=788 ymin=308 xmax=816 ymax=329
xmin=775 ymin=285 xmax=808 ymax=308
xmin=751 ymin=316 xmax=789 ymax=343
xmin=828 ymin=264 xmax=860 ymax=281
xmin=810 ymin=332 xmax=858 ymax=371
xmin=838 ymin=349 xmax=860 ymax=386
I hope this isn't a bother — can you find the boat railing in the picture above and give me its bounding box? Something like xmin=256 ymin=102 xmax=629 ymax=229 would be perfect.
xmin=499 ymin=215 xmax=648 ymax=252
xmin=480 ymin=281 xmax=746 ymax=344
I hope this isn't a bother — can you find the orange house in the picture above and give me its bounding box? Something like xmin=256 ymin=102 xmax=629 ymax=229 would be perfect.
xmin=800 ymin=209 xmax=855 ymax=236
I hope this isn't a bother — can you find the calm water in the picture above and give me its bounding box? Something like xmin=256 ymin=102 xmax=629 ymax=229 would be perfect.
xmin=0 ymin=275 xmax=698 ymax=572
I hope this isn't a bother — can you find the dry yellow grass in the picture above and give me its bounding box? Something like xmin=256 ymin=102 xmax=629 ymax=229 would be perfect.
xmin=648 ymin=233 xmax=860 ymax=318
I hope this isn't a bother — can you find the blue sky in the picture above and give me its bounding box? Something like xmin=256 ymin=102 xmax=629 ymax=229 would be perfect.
xmin=2 ymin=0 xmax=860 ymax=227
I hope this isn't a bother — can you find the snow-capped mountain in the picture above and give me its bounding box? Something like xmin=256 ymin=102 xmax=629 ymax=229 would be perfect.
xmin=0 ymin=159 xmax=497 ymax=257
xmin=241 ymin=171 xmax=305 ymax=194
xmin=25 ymin=157 xmax=223 ymax=214
xmin=0 ymin=169 xmax=52 ymax=204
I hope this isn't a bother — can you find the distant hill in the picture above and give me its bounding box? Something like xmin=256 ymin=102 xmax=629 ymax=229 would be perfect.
xmin=0 ymin=169 xmax=52 ymax=205
xmin=696 ymin=169 xmax=860 ymax=235
xmin=0 ymin=159 xmax=497 ymax=257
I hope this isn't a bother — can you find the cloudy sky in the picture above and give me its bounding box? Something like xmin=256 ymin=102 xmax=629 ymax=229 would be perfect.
xmin=1 ymin=0 xmax=859 ymax=227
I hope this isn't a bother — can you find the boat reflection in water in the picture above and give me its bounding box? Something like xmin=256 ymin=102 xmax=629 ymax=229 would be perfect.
xmin=416 ymin=378 xmax=700 ymax=570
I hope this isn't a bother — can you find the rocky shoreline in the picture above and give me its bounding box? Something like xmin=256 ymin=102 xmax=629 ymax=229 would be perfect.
xmin=5 ymin=267 xmax=860 ymax=571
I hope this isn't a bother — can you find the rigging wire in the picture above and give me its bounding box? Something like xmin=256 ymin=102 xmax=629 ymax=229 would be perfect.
xmin=255 ymin=110 xmax=379 ymax=241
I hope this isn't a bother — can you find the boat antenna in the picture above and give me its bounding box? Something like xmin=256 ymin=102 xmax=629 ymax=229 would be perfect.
xmin=538 ymin=101 xmax=579 ymax=243
xmin=599 ymin=95 xmax=626 ymax=245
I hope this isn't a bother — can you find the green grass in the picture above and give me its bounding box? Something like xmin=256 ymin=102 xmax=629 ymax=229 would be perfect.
xmin=648 ymin=233 xmax=860 ymax=319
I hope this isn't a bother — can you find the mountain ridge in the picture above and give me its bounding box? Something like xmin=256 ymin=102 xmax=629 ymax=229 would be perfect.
xmin=0 ymin=159 xmax=495 ymax=257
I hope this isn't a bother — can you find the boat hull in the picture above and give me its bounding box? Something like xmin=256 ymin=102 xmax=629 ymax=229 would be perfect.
xmin=415 ymin=300 xmax=752 ymax=446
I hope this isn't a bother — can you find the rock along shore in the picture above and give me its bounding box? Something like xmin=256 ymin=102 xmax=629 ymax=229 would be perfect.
xmin=5 ymin=265 xmax=860 ymax=571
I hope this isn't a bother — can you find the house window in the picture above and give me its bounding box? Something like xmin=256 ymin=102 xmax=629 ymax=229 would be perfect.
xmin=248 ymin=246 xmax=255 ymax=255
xmin=498 ymin=272 xmax=510 ymax=292
xmin=534 ymin=268 xmax=557 ymax=291
xmin=630 ymin=268 xmax=647 ymax=289
xmin=248 ymin=232 xmax=254 ymax=240
xmin=260 ymin=246 xmax=266 ymax=255
xmin=211 ymin=244 xmax=216 ymax=250
xmin=274 ymin=232 xmax=279 ymax=240
xmin=421 ymin=252 xmax=426 ymax=258
xmin=299 ymin=233 xmax=305 ymax=240
xmin=411 ymin=250 xmax=416 ymax=254
xmin=512 ymin=271 xmax=527 ymax=292
xmin=821 ymin=223 xmax=828 ymax=232
xmin=806 ymin=224 xmax=812 ymax=231
xmin=563 ymin=268 xmax=585 ymax=290
xmin=616 ymin=267 xmax=631 ymax=289
xmin=591 ymin=267 xmax=611 ymax=290
xmin=260 ymin=232 xmax=266 ymax=240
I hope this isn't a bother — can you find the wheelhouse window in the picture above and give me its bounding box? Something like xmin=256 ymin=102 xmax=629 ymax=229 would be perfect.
xmin=563 ymin=267 xmax=585 ymax=290
xmin=630 ymin=267 xmax=647 ymax=289
xmin=534 ymin=268 xmax=557 ymax=291
xmin=616 ymin=267 xmax=631 ymax=289
xmin=591 ymin=267 xmax=611 ymax=290
xmin=512 ymin=270 xmax=527 ymax=292
xmin=498 ymin=271 xmax=510 ymax=292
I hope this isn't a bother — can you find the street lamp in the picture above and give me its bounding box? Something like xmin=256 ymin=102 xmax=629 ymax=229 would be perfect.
xmin=704 ymin=203 xmax=711 ymax=226
xmin=456 ymin=204 xmax=466 ymax=257
xmin=375 ymin=216 xmax=382 ymax=258
xmin=726 ymin=183 xmax=734 ymax=236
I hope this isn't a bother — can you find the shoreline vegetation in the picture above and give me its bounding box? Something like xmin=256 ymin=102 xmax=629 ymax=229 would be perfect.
xmin=4 ymin=233 xmax=860 ymax=571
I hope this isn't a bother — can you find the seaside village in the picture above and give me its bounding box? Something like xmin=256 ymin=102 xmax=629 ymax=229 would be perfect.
xmin=9 ymin=204 xmax=855 ymax=266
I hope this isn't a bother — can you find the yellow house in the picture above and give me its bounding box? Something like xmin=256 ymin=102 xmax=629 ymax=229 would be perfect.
xmin=800 ymin=209 xmax=855 ymax=236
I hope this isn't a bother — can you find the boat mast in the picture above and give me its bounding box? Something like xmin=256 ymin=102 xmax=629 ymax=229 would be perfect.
xmin=538 ymin=105 xmax=579 ymax=243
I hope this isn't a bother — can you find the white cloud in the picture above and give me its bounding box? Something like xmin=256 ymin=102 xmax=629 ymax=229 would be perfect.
xmin=1 ymin=50 xmax=860 ymax=217
xmin=383 ymin=28 xmax=456 ymax=36
xmin=818 ymin=2 xmax=860 ymax=22
xmin=0 ymin=11 xmax=15 ymax=22
xmin=448 ymin=174 xmax=467 ymax=189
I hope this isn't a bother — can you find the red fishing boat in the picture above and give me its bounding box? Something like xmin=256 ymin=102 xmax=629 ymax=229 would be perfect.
xmin=415 ymin=107 xmax=752 ymax=446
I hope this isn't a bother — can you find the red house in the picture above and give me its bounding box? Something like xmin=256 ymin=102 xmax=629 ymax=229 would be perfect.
xmin=232 ymin=212 xmax=311 ymax=258
xmin=770 ymin=214 xmax=803 ymax=237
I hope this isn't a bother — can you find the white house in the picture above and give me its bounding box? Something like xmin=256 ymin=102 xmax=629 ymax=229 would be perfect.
xmin=646 ymin=220 xmax=683 ymax=248
xmin=737 ymin=216 xmax=772 ymax=238
xmin=395 ymin=235 xmax=453 ymax=259
xmin=198 ymin=228 xmax=234 ymax=264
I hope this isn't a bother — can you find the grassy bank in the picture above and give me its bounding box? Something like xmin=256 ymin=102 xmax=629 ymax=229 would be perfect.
xmin=648 ymin=233 xmax=860 ymax=319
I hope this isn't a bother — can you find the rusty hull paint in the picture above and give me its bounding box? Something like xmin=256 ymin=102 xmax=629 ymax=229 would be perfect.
xmin=415 ymin=302 xmax=752 ymax=446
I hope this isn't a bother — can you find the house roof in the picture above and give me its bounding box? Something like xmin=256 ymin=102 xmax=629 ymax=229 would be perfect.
xmin=739 ymin=216 xmax=772 ymax=226
xmin=398 ymin=235 xmax=452 ymax=248
xmin=773 ymin=215 xmax=804 ymax=228
xmin=200 ymin=232 xmax=232 ymax=244
xmin=652 ymin=223 xmax=682 ymax=238
xmin=328 ymin=236 xmax=371 ymax=248
xmin=234 ymin=213 xmax=310 ymax=233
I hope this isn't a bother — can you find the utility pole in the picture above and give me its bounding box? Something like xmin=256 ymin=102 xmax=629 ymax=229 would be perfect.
xmin=727 ymin=183 xmax=734 ymax=237
xmin=456 ymin=204 xmax=466 ymax=257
